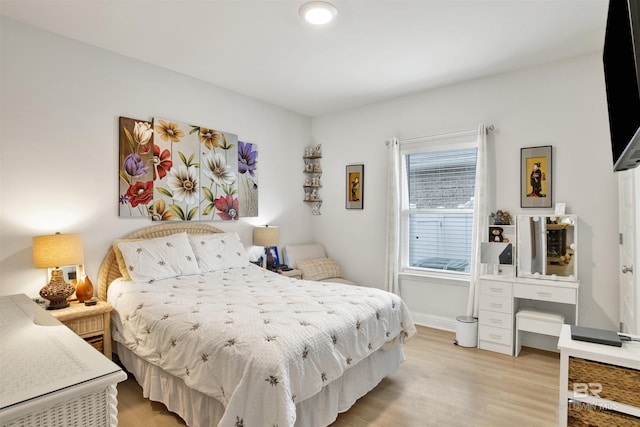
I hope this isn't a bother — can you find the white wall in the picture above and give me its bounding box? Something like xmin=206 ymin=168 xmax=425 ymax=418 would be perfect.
xmin=0 ymin=18 xmax=313 ymax=298
xmin=311 ymin=53 xmax=620 ymax=330
xmin=0 ymin=18 xmax=621 ymax=331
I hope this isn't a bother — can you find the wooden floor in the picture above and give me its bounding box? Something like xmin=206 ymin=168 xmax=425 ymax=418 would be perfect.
xmin=117 ymin=325 xmax=560 ymax=427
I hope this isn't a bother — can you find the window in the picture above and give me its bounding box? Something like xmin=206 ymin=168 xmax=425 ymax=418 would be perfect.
xmin=401 ymin=143 xmax=477 ymax=275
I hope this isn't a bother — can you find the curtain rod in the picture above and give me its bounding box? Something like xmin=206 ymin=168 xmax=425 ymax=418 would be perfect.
xmin=391 ymin=124 xmax=495 ymax=145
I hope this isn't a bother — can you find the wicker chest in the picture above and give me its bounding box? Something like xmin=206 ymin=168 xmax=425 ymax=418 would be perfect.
xmin=0 ymin=294 xmax=126 ymax=427
xmin=558 ymin=324 xmax=640 ymax=426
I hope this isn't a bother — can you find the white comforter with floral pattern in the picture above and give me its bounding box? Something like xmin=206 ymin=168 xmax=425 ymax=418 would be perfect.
xmin=108 ymin=264 xmax=415 ymax=427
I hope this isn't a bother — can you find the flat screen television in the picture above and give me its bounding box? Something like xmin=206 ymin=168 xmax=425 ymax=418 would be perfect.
xmin=603 ymin=0 xmax=640 ymax=171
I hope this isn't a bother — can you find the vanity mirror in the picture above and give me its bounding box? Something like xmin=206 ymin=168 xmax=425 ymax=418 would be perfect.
xmin=516 ymin=215 xmax=578 ymax=281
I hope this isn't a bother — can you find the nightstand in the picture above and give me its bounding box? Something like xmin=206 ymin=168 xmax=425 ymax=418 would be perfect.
xmin=49 ymin=300 xmax=113 ymax=360
xmin=278 ymin=268 xmax=303 ymax=279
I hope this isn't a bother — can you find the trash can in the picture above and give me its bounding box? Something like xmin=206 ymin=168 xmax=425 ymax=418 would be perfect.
xmin=455 ymin=315 xmax=478 ymax=348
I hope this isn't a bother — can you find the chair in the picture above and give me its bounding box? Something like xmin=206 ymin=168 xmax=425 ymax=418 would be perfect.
xmin=515 ymin=309 xmax=564 ymax=356
xmin=283 ymin=243 xmax=356 ymax=285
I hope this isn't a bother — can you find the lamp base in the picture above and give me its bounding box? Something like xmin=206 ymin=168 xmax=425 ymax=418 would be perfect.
xmin=39 ymin=268 xmax=75 ymax=310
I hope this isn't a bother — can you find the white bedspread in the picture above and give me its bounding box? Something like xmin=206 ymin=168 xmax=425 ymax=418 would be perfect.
xmin=108 ymin=264 xmax=415 ymax=427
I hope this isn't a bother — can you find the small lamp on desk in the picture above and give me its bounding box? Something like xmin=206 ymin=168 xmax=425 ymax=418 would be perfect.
xmin=253 ymin=225 xmax=279 ymax=270
xmin=32 ymin=232 xmax=84 ymax=309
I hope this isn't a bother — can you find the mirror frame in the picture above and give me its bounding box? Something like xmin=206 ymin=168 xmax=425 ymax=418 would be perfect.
xmin=516 ymin=214 xmax=578 ymax=282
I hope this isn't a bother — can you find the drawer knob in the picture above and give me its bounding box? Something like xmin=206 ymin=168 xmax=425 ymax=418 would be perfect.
xmin=490 ymin=287 xmax=503 ymax=293
xmin=621 ymin=265 xmax=634 ymax=274
xmin=537 ymin=292 xmax=552 ymax=298
xmin=490 ymin=303 xmax=503 ymax=309
xmin=489 ymin=334 xmax=502 ymax=340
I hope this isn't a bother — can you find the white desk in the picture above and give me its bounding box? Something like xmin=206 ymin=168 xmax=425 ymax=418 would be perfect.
xmin=478 ymin=275 xmax=579 ymax=355
xmin=0 ymin=294 xmax=126 ymax=426
xmin=557 ymin=324 xmax=640 ymax=426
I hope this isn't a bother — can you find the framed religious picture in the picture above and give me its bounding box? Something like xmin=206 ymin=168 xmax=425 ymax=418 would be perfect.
xmin=346 ymin=164 xmax=364 ymax=209
xmin=521 ymin=145 xmax=552 ymax=208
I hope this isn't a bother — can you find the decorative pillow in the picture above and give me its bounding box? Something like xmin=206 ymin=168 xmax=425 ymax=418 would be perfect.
xmin=296 ymin=257 xmax=341 ymax=281
xmin=188 ymin=232 xmax=249 ymax=272
xmin=116 ymin=232 xmax=200 ymax=282
xmin=112 ymin=238 xmax=144 ymax=281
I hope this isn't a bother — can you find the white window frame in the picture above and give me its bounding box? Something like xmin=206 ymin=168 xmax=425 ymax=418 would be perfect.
xmin=399 ymin=138 xmax=478 ymax=280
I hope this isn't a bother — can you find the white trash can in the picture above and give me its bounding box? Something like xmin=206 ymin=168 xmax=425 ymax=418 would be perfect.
xmin=455 ymin=315 xmax=478 ymax=348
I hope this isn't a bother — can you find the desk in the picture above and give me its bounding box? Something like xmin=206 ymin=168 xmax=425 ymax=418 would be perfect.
xmin=478 ymin=275 xmax=579 ymax=355
xmin=557 ymin=325 xmax=640 ymax=426
xmin=0 ymin=294 xmax=126 ymax=426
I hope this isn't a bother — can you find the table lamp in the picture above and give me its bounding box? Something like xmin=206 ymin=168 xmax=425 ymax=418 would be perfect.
xmin=253 ymin=225 xmax=279 ymax=269
xmin=33 ymin=232 xmax=84 ymax=309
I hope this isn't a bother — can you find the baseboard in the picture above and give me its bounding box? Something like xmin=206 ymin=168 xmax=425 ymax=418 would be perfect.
xmin=411 ymin=312 xmax=456 ymax=332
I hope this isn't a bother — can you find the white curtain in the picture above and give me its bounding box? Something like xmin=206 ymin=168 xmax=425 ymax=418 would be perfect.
xmin=384 ymin=138 xmax=401 ymax=295
xmin=466 ymin=124 xmax=488 ymax=317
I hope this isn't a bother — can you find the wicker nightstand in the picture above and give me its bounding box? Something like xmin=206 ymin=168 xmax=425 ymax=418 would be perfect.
xmin=49 ymin=300 xmax=113 ymax=360
xmin=278 ymin=269 xmax=303 ymax=279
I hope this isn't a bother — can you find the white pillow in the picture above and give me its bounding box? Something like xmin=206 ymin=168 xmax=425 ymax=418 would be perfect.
xmin=117 ymin=232 xmax=200 ymax=282
xmin=188 ymin=232 xmax=249 ymax=271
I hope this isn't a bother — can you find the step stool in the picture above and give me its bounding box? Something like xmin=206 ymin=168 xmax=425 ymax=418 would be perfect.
xmin=515 ymin=309 xmax=564 ymax=356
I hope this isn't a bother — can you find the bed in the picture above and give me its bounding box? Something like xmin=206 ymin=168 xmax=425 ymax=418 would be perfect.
xmin=97 ymin=223 xmax=416 ymax=427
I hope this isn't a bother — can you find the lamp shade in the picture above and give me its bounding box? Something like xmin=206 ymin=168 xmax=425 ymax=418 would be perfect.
xmin=253 ymin=226 xmax=279 ymax=247
xmin=33 ymin=233 xmax=84 ymax=268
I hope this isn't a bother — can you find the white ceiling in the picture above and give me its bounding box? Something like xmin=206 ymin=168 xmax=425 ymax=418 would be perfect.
xmin=0 ymin=0 xmax=610 ymax=117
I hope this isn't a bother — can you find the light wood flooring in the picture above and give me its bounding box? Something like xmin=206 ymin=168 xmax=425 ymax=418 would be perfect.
xmin=116 ymin=325 xmax=560 ymax=427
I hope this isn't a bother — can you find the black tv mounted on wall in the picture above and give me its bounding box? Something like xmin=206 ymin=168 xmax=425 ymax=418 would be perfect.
xmin=603 ymin=0 xmax=640 ymax=171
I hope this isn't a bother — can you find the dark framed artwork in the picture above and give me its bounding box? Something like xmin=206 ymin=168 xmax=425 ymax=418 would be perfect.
xmin=346 ymin=164 xmax=364 ymax=209
xmin=521 ymin=145 xmax=552 ymax=208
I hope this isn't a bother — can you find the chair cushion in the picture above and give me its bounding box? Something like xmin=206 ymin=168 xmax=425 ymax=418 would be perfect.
xmin=284 ymin=244 xmax=327 ymax=268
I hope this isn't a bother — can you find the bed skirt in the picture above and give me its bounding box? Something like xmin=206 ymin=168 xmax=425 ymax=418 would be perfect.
xmin=117 ymin=339 xmax=405 ymax=427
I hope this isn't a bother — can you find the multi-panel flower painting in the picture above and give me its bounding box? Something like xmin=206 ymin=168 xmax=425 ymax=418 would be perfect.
xmin=118 ymin=116 xmax=258 ymax=221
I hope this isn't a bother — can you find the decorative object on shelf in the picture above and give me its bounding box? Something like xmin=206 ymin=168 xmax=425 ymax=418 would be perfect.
xmin=345 ymin=164 xmax=364 ymax=209
xmin=489 ymin=227 xmax=505 ymax=242
xmin=75 ymin=275 xmax=94 ymax=303
xmin=521 ymin=145 xmax=552 ymax=208
xmin=555 ymin=202 xmax=566 ymax=215
xmin=253 ymin=225 xmax=279 ymax=269
xmin=32 ymin=232 xmax=84 ymax=309
xmin=491 ymin=209 xmax=512 ymax=225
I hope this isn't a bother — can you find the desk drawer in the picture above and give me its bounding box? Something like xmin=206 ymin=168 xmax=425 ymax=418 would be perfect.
xmin=479 ymin=309 xmax=513 ymax=329
xmin=479 ymin=295 xmax=513 ymax=314
xmin=478 ymin=324 xmax=513 ymax=346
xmin=513 ymin=283 xmax=576 ymax=304
xmin=480 ymin=280 xmax=513 ymax=298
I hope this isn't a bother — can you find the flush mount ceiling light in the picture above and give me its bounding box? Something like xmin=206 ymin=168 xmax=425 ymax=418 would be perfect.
xmin=299 ymin=1 xmax=338 ymax=25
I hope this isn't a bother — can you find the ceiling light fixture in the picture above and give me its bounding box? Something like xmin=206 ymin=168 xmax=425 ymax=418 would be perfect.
xmin=299 ymin=1 xmax=338 ymax=25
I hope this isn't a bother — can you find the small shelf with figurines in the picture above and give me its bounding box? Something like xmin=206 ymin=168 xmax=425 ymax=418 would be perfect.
xmin=303 ymin=144 xmax=322 ymax=209
xmin=488 ymin=210 xmax=515 ymax=243
xmin=483 ymin=209 xmax=515 ymax=276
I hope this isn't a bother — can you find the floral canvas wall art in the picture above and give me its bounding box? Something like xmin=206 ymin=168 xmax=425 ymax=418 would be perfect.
xmin=119 ymin=117 xmax=154 ymax=217
xmin=119 ymin=116 xmax=258 ymax=221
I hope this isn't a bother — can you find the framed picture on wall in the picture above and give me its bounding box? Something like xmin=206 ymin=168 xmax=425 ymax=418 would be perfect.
xmin=346 ymin=164 xmax=364 ymax=209
xmin=521 ymin=145 xmax=552 ymax=208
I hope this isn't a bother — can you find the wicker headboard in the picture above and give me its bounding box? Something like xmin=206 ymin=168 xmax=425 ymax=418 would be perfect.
xmin=97 ymin=222 xmax=224 ymax=301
